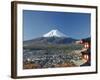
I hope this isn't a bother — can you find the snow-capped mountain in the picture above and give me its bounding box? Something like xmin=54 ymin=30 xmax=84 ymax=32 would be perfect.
xmin=24 ymin=29 xmax=77 ymax=46
xmin=43 ymin=29 xmax=67 ymax=37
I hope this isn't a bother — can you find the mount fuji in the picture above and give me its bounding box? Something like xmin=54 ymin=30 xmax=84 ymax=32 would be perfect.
xmin=43 ymin=29 xmax=67 ymax=38
xmin=24 ymin=29 xmax=77 ymax=46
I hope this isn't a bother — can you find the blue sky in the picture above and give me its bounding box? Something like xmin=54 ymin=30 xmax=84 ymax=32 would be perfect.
xmin=23 ymin=10 xmax=90 ymax=41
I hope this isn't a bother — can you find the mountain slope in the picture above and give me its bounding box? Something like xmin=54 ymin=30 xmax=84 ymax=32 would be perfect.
xmin=24 ymin=37 xmax=77 ymax=46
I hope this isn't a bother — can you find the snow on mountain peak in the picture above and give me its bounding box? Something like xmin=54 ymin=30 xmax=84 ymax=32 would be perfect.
xmin=43 ymin=29 xmax=67 ymax=37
